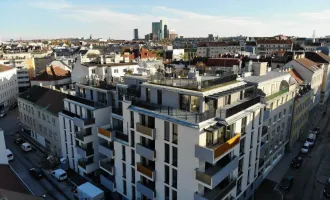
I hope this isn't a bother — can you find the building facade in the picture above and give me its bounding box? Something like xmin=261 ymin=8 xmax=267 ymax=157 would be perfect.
xmin=0 ymin=65 xmax=18 ymax=110
xmin=18 ymin=86 xmax=67 ymax=156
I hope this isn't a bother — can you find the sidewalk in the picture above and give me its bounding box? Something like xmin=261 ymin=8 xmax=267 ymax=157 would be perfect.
xmin=266 ymin=104 xmax=328 ymax=183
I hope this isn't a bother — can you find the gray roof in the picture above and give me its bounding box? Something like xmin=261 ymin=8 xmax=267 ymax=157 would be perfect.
xmin=244 ymin=71 xmax=288 ymax=84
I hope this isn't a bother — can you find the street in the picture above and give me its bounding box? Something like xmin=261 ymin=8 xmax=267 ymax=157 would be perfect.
xmin=256 ymin=102 xmax=330 ymax=200
xmin=2 ymin=108 xmax=74 ymax=200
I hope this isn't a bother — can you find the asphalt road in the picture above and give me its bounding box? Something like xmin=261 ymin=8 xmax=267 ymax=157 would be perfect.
xmin=275 ymin=105 xmax=330 ymax=200
xmin=2 ymin=108 xmax=69 ymax=200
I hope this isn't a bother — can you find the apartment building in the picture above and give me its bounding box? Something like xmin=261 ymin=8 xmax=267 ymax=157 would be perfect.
xmin=288 ymin=84 xmax=312 ymax=148
xmin=0 ymin=52 xmax=35 ymax=92
xmin=0 ymin=65 xmax=18 ymax=110
xmin=197 ymin=42 xmax=241 ymax=57
xmin=58 ymin=80 xmax=112 ymax=176
xmin=71 ymin=62 xmax=139 ymax=83
xmin=283 ymin=56 xmax=323 ymax=111
xmin=256 ymin=40 xmax=293 ymax=57
xmin=305 ymin=52 xmax=330 ymax=104
xmin=97 ymin=72 xmax=265 ymax=200
xmin=18 ymin=86 xmax=67 ymax=156
xmin=244 ymin=70 xmax=296 ymax=193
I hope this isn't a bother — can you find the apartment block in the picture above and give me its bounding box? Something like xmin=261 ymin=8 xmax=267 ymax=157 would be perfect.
xmin=255 ymin=40 xmax=293 ymax=57
xmin=18 ymin=86 xmax=67 ymax=156
xmin=0 ymin=65 xmax=18 ymax=110
xmin=244 ymin=70 xmax=296 ymax=195
xmin=197 ymin=42 xmax=241 ymax=57
xmin=59 ymin=79 xmax=113 ymax=176
xmin=96 ymin=71 xmax=265 ymax=200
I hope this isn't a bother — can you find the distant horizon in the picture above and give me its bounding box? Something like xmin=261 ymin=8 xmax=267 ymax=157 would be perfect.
xmin=2 ymin=0 xmax=330 ymax=40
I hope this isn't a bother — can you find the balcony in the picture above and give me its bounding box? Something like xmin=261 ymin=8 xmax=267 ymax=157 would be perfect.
xmin=112 ymin=107 xmax=123 ymax=116
xmin=76 ymin=131 xmax=94 ymax=144
xmin=136 ymin=123 xmax=156 ymax=139
xmin=99 ymin=142 xmax=114 ymax=158
xmin=136 ymin=143 xmax=156 ymax=161
xmin=98 ymin=125 xmax=115 ymax=141
xmin=100 ymin=174 xmax=116 ymax=192
xmin=115 ymin=131 xmax=129 ymax=144
xmin=195 ymin=134 xmax=240 ymax=164
xmin=195 ymin=156 xmax=238 ymax=189
xmin=78 ymin=159 xmax=98 ymax=174
xmin=137 ymin=181 xmax=155 ymax=200
xmin=100 ymin=158 xmax=115 ymax=175
xmin=136 ymin=162 xmax=156 ymax=181
xmin=220 ymin=96 xmax=261 ymax=119
xmin=194 ymin=178 xmax=236 ymax=200
xmin=73 ymin=117 xmax=95 ymax=128
xmin=76 ymin=145 xmax=94 ymax=157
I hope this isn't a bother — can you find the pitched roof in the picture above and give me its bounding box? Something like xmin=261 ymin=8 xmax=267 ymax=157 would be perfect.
xmin=257 ymin=40 xmax=293 ymax=44
xmin=295 ymin=58 xmax=320 ymax=72
xmin=305 ymin=52 xmax=330 ymax=63
xmin=32 ymin=66 xmax=70 ymax=81
xmin=0 ymin=64 xmax=14 ymax=72
xmin=207 ymin=58 xmax=241 ymax=67
xmin=289 ymin=69 xmax=304 ymax=84
xmin=19 ymin=86 xmax=67 ymax=115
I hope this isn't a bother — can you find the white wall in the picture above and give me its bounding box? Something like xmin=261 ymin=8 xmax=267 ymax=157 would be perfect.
xmin=0 ymin=129 xmax=8 ymax=165
xmin=31 ymin=77 xmax=71 ymax=87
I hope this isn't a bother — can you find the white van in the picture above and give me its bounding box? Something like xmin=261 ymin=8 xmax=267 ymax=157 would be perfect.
xmin=51 ymin=169 xmax=67 ymax=181
xmin=21 ymin=142 xmax=32 ymax=152
xmin=306 ymin=133 xmax=316 ymax=147
xmin=6 ymin=149 xmax=13 ymax=161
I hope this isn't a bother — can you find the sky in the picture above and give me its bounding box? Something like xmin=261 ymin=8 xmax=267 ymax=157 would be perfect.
xmin=2 ymin=0 xmax=330 ymax=40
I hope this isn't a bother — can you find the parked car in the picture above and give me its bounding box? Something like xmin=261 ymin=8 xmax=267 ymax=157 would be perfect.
xmin=21 ymin=142 xmax=32 ymax=152
xmin=9 ymin=102 xmax=17 ymax=110
xmin=323 ymin=178 xmax=330 ymax=197
xmin=29 ymin=167 xmax=43 ymax=179
xmin=51 ymin=169 xmax=67 ymax=181
xmin=280 ymin=176 xmax=294 ymax=190
xmin=6 ymin=149 xmax=14 ymax=162
xmin=291 ymin=156 xmax=303 ymax=168
xmin=301 ymin=142 xmax=310 ymax=154
xmin=313 ymin=127 xmax=321 ymax=135
xmin=306 ymin=133 xmax=316 ymax=147
xmin=14 ymin=137 xmax=24 ymax=145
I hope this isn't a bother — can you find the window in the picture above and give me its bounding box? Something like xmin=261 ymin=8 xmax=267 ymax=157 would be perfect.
xmin=279 ymin=112 xmax=282 ymax=118
xmin=130 ymin=167 xmax=135 ymax=184
xmin=123 ymin=180 xmax=127 ymax=195
xmin=91 ymin=69 xmax=96 ymax=74
xmin=122 ymin=145 xmax=126 ymax=161
xmin=274 ymin=115 xmax=277 ymax=122
xmin=146 ymin=88 xmax=150 ymax=102
xmin=252 ymin=112 xmax=255 ymax=129
xmin=172 ymin=168 xmax=177 ymax=188
xmin=38 ymin=111 xmax=40 ymax=118
xmin=165 ymin=186 xmax=170 ymax=200
xmin=130 ymin=111 xmax=134 ymax=128
xmin=241 ymin=117 xmax=247 ymax=134
xmin=165 ymin=144 xmax=170 ymax=163
xmin=122 ymin=163 xmax=126 ymax=178
xmin=164 ymin=121 xmax=170 ymax=141
xmin=42 ymin=113 xmax=45 ymax=120
xmin=172 ymin=190 xmax=177 ymax=200
xmin=172 ymin=146 xmax=178 ymax=167
xmin=130 ymin=131 xmax=135 ymax=147
xmin=132 ymin=185 xmax=136 ymax=200
xmin=157 ymin=90 xmax=162 ymax=105
xmin=165 ymin=165 xmax=170 ymax=184
xmin=172 ymin=124 xmax=178 ymax=144
xmin=131 ymin=149 xmax=135 ymax=166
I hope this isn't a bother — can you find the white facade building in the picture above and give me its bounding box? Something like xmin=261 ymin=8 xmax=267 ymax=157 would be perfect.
xmin=0 ymin=65 xmax=18 ymax=109
xmin=18 ymin=86 xmax=67 ymax=156
xmin=283 ymin=56 xmax=323 ymax=110
xmin=96 ymin=73 xmax=265 ymax=200
xmin=197 ymin=42 xmax=241 ymax=57
xmin=0 ymin=129 xmax=8 ymax=165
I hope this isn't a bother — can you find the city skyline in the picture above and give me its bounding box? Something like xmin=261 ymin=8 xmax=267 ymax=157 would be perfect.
xmin=2 ymin=0 xmax=330 ymax=40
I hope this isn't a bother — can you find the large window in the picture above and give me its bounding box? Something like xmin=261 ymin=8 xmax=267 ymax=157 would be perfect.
xmin=164 ymin=121 xmax=170 ymax=141
xmin=157 ymin=90 xmax=162 ymax=105
xmin=179 ymin=94 xmax=200 ymax=112
xmin=146 ymin=88 xmax=150 ymax=102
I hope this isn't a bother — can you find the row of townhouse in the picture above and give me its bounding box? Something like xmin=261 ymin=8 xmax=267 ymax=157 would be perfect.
xmin=16 ymin=51 xmax=330 ymax=200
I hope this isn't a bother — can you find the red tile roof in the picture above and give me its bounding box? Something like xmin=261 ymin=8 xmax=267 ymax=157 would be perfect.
xmin=207 ymin=58 xmax=241 ymax=67
xmin=289 ymin=69 xmax=304 ymax=84
xmin=295 ymin=58 xmax=320 ymax=72
xmin=0 ymin=64 xmax=13 ymax=72
xmin=257 ymin=40 xmax=293 ymax=44
xmin=32 ymin=66 xmax=70 ymax=81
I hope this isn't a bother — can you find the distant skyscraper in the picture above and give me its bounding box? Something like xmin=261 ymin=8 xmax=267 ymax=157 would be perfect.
xmin=152 ymin=20 xmax=167 ymax=40
xmin=134 ymin=29 xmax=139 ymax=40
xmin=164 ymin=24 xmax=169 ymax=39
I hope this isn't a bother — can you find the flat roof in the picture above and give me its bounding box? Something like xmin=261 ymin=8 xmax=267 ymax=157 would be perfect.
xmin=81 ymin=62 xmax=138 ymax=68
xmin=244 ymin=71 xmax=288 ymax=84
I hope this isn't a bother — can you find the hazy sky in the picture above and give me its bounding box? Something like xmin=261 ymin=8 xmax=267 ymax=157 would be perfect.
xmin=2 ymin=0 xmax=330 ymax=40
